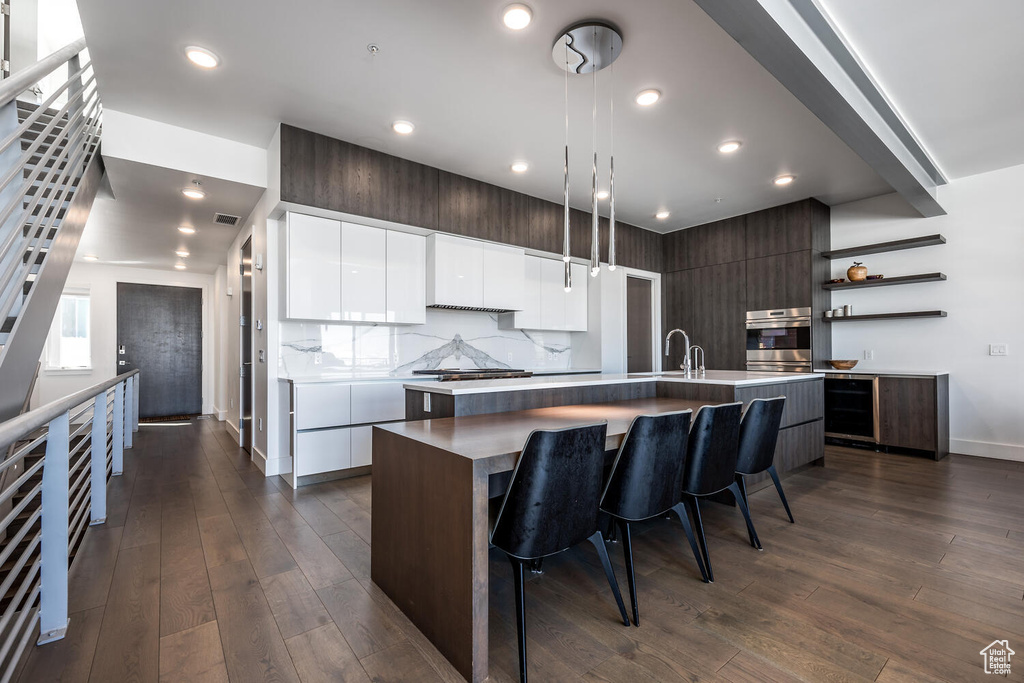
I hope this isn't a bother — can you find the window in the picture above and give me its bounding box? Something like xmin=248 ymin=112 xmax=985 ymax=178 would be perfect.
xmin=45 ymin=290 xmax=91 ymax=370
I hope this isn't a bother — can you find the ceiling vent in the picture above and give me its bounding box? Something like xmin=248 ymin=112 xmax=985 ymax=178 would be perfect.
xmin=213 ymin=212 xmax=240 ymax=226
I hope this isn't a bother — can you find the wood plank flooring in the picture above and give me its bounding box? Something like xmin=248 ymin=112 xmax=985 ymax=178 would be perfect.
xmin=18 ymin=417 xmax=1024 ymax=682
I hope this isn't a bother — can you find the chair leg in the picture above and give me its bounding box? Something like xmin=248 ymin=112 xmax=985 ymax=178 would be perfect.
xmin=687 ymin=497 xmax=714 ymax=583
xmin=728 ymin=482 xmax=762 ymax=551
xmin=767 ymin=465 xmax=795 ymax=523
xmin=617 ymin=520 xmax=639 ymax=626
xmin=509 ymin=556 xmax=528 ymax=683
xmin=670 ymin=502 xmax=709 ymax=583
xmin=587 ymin=531 xmax=630 ymax=626
xmin=735 ymin=475 xmax=757 ymax=548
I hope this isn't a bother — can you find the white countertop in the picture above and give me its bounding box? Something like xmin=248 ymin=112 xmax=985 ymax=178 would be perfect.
xmin=402 ymin=371 xmax=820 ymax=396
xmin=814 ymin=369 xmax=949 ymax=377
xmin=280 ymin=368 xmax=605 ymax=384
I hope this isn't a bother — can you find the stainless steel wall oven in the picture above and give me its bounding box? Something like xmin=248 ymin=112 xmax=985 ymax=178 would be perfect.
xmin=745 ymin=307 xmax=812 ymax=372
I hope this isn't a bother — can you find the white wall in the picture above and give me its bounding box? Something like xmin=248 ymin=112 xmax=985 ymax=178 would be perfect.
xmin=32 ymin=262 xmax=217 ymax=414
xmin=830 ymin=163 xmax=1024 ymax=460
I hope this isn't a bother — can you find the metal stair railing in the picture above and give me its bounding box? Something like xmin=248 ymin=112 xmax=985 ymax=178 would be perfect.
xmin=0 ymin=370 xmax=139 ymax=681
xmin=0 ymin=37 xmax=100 ymax=352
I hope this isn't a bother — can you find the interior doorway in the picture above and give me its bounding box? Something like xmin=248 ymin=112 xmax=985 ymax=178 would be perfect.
xmin=240 ymin=237 xmax=253 ymax=454
xmin=626 ymin=276 xmax=654 ymax=373
xmin=116 ymin=283 xmax=202 ymax=419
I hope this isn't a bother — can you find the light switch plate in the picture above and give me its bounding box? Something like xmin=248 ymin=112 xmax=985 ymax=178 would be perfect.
xmin=989 ymin=343 xmax=1009 ymax=356
xmin=863 ymin=350 xmax=874 ymax=360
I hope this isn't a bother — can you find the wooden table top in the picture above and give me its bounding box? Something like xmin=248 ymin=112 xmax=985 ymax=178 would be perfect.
xmin=376 ymin=397 xmax=715 ymax=471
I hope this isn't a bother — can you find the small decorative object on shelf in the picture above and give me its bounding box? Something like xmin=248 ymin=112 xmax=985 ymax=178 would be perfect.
xmin=847 ymin=261 xmax=868 ymax=281
xmin=828 ymin=360 xmax=858 ymax=370
xmin=830 ymin=278 xmax=846 ymax=284
xmin=866 ymin=274 xmax=884 ymax=280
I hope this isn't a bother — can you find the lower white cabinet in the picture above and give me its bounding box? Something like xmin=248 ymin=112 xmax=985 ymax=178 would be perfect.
xmin=350 ymin=426 xmax=373 ymax=467
xmin=350 ymin=382 xmax=406 ymax=424
xmin=295 ymin=428 xmax=351 ymax=476
xmin=294 ymin=384 xmax=351 ymax=430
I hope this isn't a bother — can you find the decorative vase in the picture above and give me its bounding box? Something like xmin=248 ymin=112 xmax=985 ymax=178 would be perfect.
xmin=847 ymin=261 xmax=868 ymax=281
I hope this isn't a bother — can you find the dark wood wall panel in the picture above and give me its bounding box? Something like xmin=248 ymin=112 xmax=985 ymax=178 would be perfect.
xmin=279 ymin=124 xmax=662 ymax=272
xmin=663 ymin=214 xmax=746 ymax=272
xmin=745 ymin=250 xmax=812 ymax=311
xmin=661 ymin=260 xmax=746 ymax=371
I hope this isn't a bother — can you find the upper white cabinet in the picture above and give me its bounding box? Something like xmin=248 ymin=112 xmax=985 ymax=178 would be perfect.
xmin=500 ymin=257 xmax=588 ymax=331
xmin=286 ymin=213 xmax=342 ymax=321
xmin=482 ymin=243 xmax=525 ymax=311
xmin=427 ymin=234 xmax=525 ymax=311
xmin=386 ymin=231 xmax=426 ymax=324
xmin=341 ymin=222 xmax=386 ymax=323
xmin=565 ymin=262 xmax=588 ymax=331
xmin=539 ymin=258 xmax=566 ymax=330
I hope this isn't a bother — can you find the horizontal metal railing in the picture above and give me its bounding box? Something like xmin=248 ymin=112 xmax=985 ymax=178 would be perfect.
xmin=0 ymin=370 xmax=138 ymax=681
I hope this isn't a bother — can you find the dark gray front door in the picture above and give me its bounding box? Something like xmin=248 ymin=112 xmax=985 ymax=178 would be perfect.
xmin=116 ymin=282 xmax=203 ymax=419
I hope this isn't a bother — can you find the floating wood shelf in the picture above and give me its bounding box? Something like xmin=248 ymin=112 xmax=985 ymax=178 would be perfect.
xmin=822 ymin=272 xmax=947 ymax=290
xmin=824 ymin=310 xmax=947 ymax=323
xmin=822 ymin=234 xmax=945 ymax=260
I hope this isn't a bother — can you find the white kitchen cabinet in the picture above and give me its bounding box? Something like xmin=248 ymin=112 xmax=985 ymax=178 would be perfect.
xmin=539 ymin=258 xmax=567 ymax=330
xmin=295 ymin=428 xmax=351 ymax=476
xmin=498 ymin=256 xmax=541 ymax=329
xmin=350 ymin=425 xmax=373 ymax=467
xmin=427 ymin=234 xmax=484 ymax=308
xmin=482 ymin=243 xmax=525 ymax=311
xmin=341 ymin=222 xmax=387 ymax=322
xmin=286 ymin=213 xmax=342 ymax=320
xmin=294 ymin=384 xmax=351 ymax=430
xmin=386 ymin=231 xmax=426 ymax=324
xmin=350 ymin=382 xmax=406 ymax=424
xmin=565 ymin=262 xmax=589 ymax=331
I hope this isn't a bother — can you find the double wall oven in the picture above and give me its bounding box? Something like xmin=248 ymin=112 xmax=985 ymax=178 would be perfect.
xmin=745 ymin=307 xmax=812 ymax=373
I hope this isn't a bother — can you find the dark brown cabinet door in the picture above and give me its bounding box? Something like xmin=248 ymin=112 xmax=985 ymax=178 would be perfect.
xmin=745 ymin=201 xmax=814 ymax=258
xmin=745 ymin=250 xmax=812 ymax=311
xmin=663 ymin=261 xmax=746 ymax=371
xmin=876 ymin=376 xmax=937 ymax=451
xmin=663 ymin=215 xmax=746 ymax=271
xmin=438 ymin=172 xmax=528 ymax=245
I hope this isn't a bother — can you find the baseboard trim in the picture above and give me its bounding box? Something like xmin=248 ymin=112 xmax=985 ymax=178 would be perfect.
xmin=212 ymin=406 xmax=227 ymax=421
xmin=225 ymin=420 xmax=240 ymax=443
xmin=252 ymin=446 xmax=268 ymax=474
xmin=950 ymin=438 xmax=1024 ymax=462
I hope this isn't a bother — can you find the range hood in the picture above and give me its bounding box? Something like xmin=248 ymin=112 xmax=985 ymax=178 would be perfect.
xmin=426 ymin=234 xmax=525 ymax=313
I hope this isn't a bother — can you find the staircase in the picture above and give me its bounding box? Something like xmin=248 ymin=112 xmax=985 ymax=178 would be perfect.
xmin=0 ymin=37 xmax=104 ymax=424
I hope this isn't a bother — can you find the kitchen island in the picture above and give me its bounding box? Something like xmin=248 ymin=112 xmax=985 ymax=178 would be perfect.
xmin=376 ymin=371 xmax=825 ymax=682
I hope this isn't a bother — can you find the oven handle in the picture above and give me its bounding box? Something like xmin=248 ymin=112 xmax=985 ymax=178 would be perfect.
xmin=746 ymin=319 xmax=811 ymax=329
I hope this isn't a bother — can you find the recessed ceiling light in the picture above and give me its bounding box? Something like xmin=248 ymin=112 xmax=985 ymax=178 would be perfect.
xmin=510 ymin=161 xmax=529 ymax=173
xmin=596 ymin=190 xmax=610 ymax=200
xmin=655 ymin=210 xmax=670 ymax=219
xmin=174 ymin=263 xmax=187 ymax=270
xmin=773 ymin=174 xmax=796 ymax=186
xmin=635 ymin=89 xmax=661 ymax=106
xmin=185 ymin=46 xmax=219 ymax=69
xmin=83 ymin=255 xmax=98 ymax=261
xmin=182 ymin=180 xmax=205 ymax=199
xmin=717 ymin=140 xmax=742 ymax=154
xmin=502 ymin=4 xmax=532 ymax=30
xmin=392 ymin=120 xmax=415 ymax=135
xmin=178 ymin=226 xmax=196 ymax=234
xmin=175 ymin=250 xmax=190 ymax=258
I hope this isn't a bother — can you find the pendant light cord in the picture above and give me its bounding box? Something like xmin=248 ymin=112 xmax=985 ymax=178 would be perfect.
xmin=590 ymin=25 xmax=600 ymax=277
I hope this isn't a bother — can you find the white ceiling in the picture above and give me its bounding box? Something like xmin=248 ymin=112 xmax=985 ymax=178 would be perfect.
xmin=76 ymin=0 xmax=897 ymax=233
xmin=78 ymin=158 xmax=264 ymax=274
xmin=820 ymin=0 xmax=1024 ymax=180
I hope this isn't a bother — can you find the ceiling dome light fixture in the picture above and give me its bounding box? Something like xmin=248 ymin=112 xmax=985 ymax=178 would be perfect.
xmin=182 ymin=180 xmax=205 ymax=199
xmin=773 ymin=174 xmax=796 ymax=186
xmin=175 ymin=250 xmax=190 ymax=258
xmin=83 ymin=255 xmax=98 ymax=261
xmin=510 ymin=161 xmax=529 ymax=173
xmin=185 ymin=46 xmax=219 ymax=69
xmin=502 ymin=4 xmax=532 ymax=30
xmin=717 ymin=140 xmax=742 ymax=154
xmin=635 ymin=89 xmax=661 ymax=106
xmin=178 ymin=225 xmax=196 ymax=234
xmin=655 ymin=210 xmax=670 ymax=219
xmin=174 ymin=263 xmax=187 ymax=270
xmin=392 ymin=120 xmax=415 ymax=135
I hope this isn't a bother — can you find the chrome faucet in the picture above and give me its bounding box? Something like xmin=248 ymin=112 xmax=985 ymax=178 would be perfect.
xmin=664 ymin=328 xmax=691 ymax=375
xmin=690 ymin=346 xmax=705 ymax=376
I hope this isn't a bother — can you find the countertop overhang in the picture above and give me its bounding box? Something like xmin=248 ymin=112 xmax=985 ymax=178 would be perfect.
xmin=402 ymin=370 xmax=820 ymax=396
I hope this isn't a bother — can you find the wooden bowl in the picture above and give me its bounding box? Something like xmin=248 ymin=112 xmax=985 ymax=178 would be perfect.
xmin=828 ymin=360 xmax=859 ymax=370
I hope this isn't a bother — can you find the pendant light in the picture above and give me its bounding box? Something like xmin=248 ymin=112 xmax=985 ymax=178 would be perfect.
xmin=607 ymin=41 xmax=617 ymax=272
xmin=552 ymin=22 xmax=623 ymax=288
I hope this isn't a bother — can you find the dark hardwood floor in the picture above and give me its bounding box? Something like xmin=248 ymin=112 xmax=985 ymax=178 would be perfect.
xmin=19 ymin=418 xmax=1024 ymax=682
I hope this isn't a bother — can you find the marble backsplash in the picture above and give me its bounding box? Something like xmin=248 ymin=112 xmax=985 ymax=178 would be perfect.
xmin=279 ymin=309 xmax=573 ymax=377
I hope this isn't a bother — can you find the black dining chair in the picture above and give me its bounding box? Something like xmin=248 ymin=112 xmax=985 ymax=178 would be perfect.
xmin=490 ymin=422 xmax=630 ymax=683
xmin=681 ymin=402 xmax=761 ymax=582
xmin=600 ymin=409 xmax=707 ymax=625
xmin=735 ymin=397 xmax=793 ymax=544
